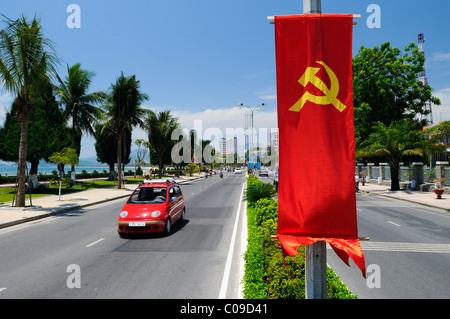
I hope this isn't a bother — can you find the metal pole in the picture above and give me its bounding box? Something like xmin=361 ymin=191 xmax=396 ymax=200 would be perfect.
xmin=305 ymin=241 xmax=327 ymax=299
xmin=303 ymin=0 xmax=327 ymax=299
xmin=239 ymin=103 xmax=265 ymax=170
xmin=303 ymin=0 xmax=321 ymax=14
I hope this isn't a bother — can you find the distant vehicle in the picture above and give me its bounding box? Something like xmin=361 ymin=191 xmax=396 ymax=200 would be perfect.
xmin=118 ymin=179 xmax=185 ymax=237
xmin=235 ymin=169 xmax=242 ymax=174
xmin=259 ymin=168 xmax=269 ymax=176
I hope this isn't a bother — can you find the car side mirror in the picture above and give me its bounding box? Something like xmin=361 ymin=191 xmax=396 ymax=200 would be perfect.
xmin=171 ymin=196 xmax=177 ymax=202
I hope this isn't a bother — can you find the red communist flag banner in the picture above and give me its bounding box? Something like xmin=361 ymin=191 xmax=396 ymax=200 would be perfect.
xmin=275 ymin=14 xmax=366 ymax=277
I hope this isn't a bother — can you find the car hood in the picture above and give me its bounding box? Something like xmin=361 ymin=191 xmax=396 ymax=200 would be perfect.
xmin=119 ymin=202 xmax=167 ymax=219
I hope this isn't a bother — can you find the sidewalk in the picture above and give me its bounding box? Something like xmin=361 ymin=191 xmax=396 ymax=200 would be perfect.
xmin=358 ymin=182 xmax=450 ymax=212
xmin=0 ymin=175 xmax=203 ymax=229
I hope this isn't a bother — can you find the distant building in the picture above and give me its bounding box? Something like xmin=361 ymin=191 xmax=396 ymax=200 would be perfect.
xmin=270 ymin=129 xmax=279 ymax=154
xmin=219 ymin=136 xmax=238 ymax=158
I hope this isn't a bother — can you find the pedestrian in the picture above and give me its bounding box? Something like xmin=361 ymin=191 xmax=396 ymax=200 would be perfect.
xmin=355 ymin=174 xmax=360 ymax=192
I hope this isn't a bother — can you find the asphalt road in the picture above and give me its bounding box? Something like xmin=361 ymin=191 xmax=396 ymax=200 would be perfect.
xmin=0 ymin=172 xmax=247 ymax=299
xmin=327 ymin=192 xmax=450 ymax=299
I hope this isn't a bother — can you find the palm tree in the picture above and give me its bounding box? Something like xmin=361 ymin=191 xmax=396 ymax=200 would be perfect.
xmin=358 ymin=119 xmax=446 ymax=190
xmin=55 ymin=63 xmax=106 ymax=177
xmin=145 ymin=110 xmax=179 ymax=178
xmin=104 ymin=72 xmax=148 ymax=188
xmin=0 ymin=15 xmax=58 ymax=206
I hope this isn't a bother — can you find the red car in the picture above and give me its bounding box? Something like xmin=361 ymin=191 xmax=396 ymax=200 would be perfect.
xmin=118 ymin=179 xmax=185 ymax=237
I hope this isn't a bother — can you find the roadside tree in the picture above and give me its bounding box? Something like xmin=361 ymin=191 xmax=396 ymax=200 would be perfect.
xmin=358 ymin=119 xmax=446 ymax=190
xmin=48 ymin=147 xmax=79 ymax=180
xmin=0 ymin=81 xmax=72 ymax=188
xmin=0 ymin=15 xmax=58 ymax=206
xmin=103 ymin=72 xmax=148 ymax=188
xmin=55 ymin=63 xmax=106 ymax=180
xmin=353 ymin=42 xmax=440 ymax=145
xmin=94 ymin=123 xmax=131 ymax=181
xmin=145 ymin=110 xmax=179 ymax=179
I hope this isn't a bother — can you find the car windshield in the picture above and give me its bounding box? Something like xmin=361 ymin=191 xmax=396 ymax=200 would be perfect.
xmin=128 ymin=187 xmax=167 ymax=204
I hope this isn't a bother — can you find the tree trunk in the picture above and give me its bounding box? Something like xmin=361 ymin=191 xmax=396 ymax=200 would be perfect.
xmin=390 ymin=160 xmax=400 ymax=191
xmin=16 ymin=112 xmax=30 ymax=207
xmin=29 ymin=159 xmax=39 ymax=190
xmin=58 ymin=163 xmax=65 ymax=178
xmin=108 ymin=162 xmax=115 ymax=181
xmin=117 ymin=134 xmax=123 ymax=189
xmin=71 ymin=118 xmax=80 ymax=183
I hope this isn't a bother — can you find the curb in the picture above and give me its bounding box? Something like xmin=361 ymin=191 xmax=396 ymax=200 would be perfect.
xmin=359 ymin=189 xmax=450 ymax=213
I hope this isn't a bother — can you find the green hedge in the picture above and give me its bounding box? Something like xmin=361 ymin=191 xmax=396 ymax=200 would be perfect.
xmin=242 ymin=177 xmax=357 ymax=299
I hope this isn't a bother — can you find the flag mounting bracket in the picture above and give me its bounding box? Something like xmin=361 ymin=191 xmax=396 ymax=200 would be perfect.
xmin=267 ymin=14 xmax=361 ymax=25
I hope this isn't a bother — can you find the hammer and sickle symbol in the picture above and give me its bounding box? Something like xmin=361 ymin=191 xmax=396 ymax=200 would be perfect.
xmin=289 ymin=61 xmax=347 ymax=112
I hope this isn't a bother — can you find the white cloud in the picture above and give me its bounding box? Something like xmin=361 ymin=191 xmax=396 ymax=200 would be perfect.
xmin=172 ymin=106 xmax=277 ymax=132
xmin=82 ymin=106 xmax=279 ymax=159
xmin=432 ymin=87 xmax=450 ymax=122
xmin=432 ymin=52 xmax=450 ymax=62
xmin=171 ymin=106 xmax=278 ymax=150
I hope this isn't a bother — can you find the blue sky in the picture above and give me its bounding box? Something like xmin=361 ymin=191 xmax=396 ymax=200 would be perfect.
xmin=1 ymin=0 xmax=450 ymax=159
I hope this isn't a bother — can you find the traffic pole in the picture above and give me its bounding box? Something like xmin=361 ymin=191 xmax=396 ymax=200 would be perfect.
xmin=303 ymin=0 xmax=321 ymax=14
xmin=303 ymin=0 xmax=327 ymax=300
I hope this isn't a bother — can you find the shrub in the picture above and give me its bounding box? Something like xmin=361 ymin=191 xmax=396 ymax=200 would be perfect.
xmin=326 ymin=267 xmax=357 ymax=299
xmin=245 ymin=177 xmax=276 ymax=205
xmin=254 ymin=197 xmax=278 ymax=226
xmin=242 ymin=204 xmax=268 ymax=299
xmin=267 ymin=253 xmax=306 ymax=299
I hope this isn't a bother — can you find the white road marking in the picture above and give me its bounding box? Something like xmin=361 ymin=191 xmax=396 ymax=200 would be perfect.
xmin=238 ymin=184 xmax=248 ymax=299
xmin=0 ymin=288 xmax=7 ymax=292
xmin=327 ymin=241 xmax=450 ymax=253
xmin=218 ymin=181 xmax=245 ymax=299
xmin=387 ymin=221 xmax=401 ymax=227
xmin=86 ymin=238 xmax=105 ymax=248
xmin=360 ymin=242 xmax=450 ymax=254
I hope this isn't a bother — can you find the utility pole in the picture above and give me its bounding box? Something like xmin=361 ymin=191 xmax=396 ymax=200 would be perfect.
xmin=239 ymin=103 xmax=265 ymax=169
xmin=303 ymin=0 xmax=321 ymax=14
xmin=303 ymin=0 xmax=327 ymax=300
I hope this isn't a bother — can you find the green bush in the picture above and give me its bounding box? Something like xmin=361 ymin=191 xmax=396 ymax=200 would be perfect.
xmin=254 ymin=198 xmax=278 ymax=227
xmin=242 ymin=204 xmax=269 ymax=299
xmin=245 ymin=176 xmax=276 ymax=205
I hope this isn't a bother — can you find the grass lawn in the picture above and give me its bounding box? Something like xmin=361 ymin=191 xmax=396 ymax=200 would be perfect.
xmin=0 ymin=178 xmax=144 ymax=203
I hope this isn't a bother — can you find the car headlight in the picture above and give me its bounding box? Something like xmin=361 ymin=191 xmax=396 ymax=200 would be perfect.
xmin=151 ymin=210 xmax=161 ymax=218
xmin=120 ymin=211 xmax=128 ymax=218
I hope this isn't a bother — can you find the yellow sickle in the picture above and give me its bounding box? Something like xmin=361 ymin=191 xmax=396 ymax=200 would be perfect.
xmin=290 ymin=61 xmax=347 ymax=112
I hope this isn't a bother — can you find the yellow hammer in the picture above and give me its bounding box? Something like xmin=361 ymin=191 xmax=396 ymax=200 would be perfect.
xmin=290 ymin=61 xmax=347 ymax=112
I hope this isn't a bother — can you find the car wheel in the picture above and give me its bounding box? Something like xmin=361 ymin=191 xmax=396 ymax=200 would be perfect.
xmin=163 ymin=218 xmax=171 ymax=235
xmin=180 ymin=208 xmax=186 ymax=222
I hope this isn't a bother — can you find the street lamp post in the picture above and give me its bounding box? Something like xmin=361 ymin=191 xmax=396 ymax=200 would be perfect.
xmin=302 ymin=0 xmax=327 ymax=300
xmin=239 ymin=103 xmax=265 ymax=170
